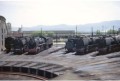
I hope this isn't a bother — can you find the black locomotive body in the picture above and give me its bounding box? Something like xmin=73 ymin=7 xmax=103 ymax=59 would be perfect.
xmin=97 ymin=36 xmax=120 ymax=55
xmin=75 ymin=37 xmax=98 ymax=55
xmin=65 ymin=35 xmax=120 ymax=55
xmin=5 ymin=37 xmax=14 ymax=53
xmin=11 ymin=37 xmax=24 ymax=54
xmin=5 ymin=36 xmax=53 ymax=54
xmin=65 ymin=38 xmax=77 ymax=52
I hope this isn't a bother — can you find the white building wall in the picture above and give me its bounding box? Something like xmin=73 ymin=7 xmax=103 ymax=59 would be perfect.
xmin=0 ymin=16 xmax=7 ymax=51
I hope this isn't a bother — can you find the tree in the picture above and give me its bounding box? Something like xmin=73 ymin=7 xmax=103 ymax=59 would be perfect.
xmin=45 ymin=31 xmax=54 ymax=37
xmin=96 ymin=30 xmax=102 ymax=35
xmin=107 ymin=29 xmax=118 ymax=34
xmin=32 ymin=31 xmax=54 ymax=37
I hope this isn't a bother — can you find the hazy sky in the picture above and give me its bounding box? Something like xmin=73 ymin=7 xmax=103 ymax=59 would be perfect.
xmin=0 ymin=0 xmax=120 ymax=27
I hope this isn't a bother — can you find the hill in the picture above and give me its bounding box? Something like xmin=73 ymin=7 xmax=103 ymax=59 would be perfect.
xmin=12 ymin=20 xmax=120 ymax=32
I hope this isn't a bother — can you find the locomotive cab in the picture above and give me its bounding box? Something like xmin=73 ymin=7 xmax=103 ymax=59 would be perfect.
xmin=12 ymin=38 xmax=24 ymax=54
xmin=75 ymin=37 xmax=91 ymax=54
xmin=65 ymin=38 xmax=77 ymax=52
xmin=97 ymin=37 xmax=118 ymax=55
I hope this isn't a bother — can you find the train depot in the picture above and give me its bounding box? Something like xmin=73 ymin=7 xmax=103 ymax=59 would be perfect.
xmin=1 ymin=16 xmax=120 ymax=80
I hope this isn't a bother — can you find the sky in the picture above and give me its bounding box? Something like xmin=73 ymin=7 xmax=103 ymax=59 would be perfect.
xmin=0 ymin=0 xmax=120 ymax=27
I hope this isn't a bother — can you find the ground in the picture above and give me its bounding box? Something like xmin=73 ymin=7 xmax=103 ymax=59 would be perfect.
xmin=0 ymin=43 xmax=120 ymax=80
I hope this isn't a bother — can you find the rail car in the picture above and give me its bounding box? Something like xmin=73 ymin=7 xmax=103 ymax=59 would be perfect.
xmin=5 ymin=36 xmax=53 ymax=54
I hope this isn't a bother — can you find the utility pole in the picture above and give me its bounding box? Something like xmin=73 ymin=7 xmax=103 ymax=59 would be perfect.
xmin=91 ymin=27 xmax=93 ymax=37
xmin=102 ymin=26 xmax=104 ymax=35
xmin=105 ymin=30 xmax=107 ymax=36
xmin=76 ymin=25 xmax=77 ymax=36
xmin=41 ymin=27 xmax=42 ymax=36
xmin=118 ymin=28 xmax=120 ymax=35
xmin=21 ymin=25 xmax=23 ymax=37
xmin=113 ymin=25 xmax=115 ymax=36
xmin=56 ymin=33 xmax=57 ymax=47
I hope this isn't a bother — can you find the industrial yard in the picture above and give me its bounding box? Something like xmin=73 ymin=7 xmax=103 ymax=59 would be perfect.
xmin=1 ymin=1 xmax=120 ymax=80
xmin=1 ymin=15 xmax=120 ymax=80
xmin=0 ymin=43 xmax=120 ymax=80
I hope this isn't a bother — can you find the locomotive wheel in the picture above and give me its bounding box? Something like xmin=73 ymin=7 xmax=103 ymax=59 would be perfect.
xmin=43 ymin=45 xmax=46 ymax=50
xmin=19 ymin=48 xmax=24 ymax=54
xmin=67 ymin=49 xmax=73 ymax=52
xmin=36 ymin=49 xmax=38 ymax=54
xmin=85 ymin=47 xmax=88 ymax=53
xmin=95 ymin=47 xmax=98 ymax=51
xmin=37 ymin=49 xmax=40 ymax=53
xmin=49 ymin=44 xmax=53 ymax=48
xmin=75 ymin=48 xmax=86 ymax=55
xmin=97 ymin=48 xmax=108 ymax=56
xmin=108 ymin=46 xmax=112 ymax=53
xmin=41 ymin=46 xmax=44 ymax=51
xmin=6 ymin=49 xmax=10 ymax=53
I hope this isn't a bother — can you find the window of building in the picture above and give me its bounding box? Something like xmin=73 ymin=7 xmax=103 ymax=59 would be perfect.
xmin=4 ymin=29 xmax=6 ymax=33
xmin=2 ymin=40 xmax=3 ymax=46
xmin=1 ymin=28 xmax=3 ymax=33
xmin=2 ymin=35 xmax=3 ymax=40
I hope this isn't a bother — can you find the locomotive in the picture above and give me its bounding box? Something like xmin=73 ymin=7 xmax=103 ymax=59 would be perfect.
xmin=5 ymin=37 xmax=14 ymax=53
xmin=65 ymin=35 xmax=120 ymax=55
xmin=25 ymin=36 xmax=53 ymax=54
xmin=5 ymin=36 xmax=53 ymax=54
xmin=11 ymin=37 xmax=25 ymax=54
xmin=65 ymin=38 xmax=77 ymax=52
xmin=75 ymin=37 xmax=99 ymax=55
xmin=97 ymin=36 xmax=120 ymax=55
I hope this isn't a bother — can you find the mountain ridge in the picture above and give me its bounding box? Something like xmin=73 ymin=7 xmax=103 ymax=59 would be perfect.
xmin=12 ymin=20 xmax=120 ymax=32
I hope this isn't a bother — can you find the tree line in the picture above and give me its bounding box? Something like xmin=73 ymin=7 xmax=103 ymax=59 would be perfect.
xmin=96 ymin=29 xmax=119 ymax=35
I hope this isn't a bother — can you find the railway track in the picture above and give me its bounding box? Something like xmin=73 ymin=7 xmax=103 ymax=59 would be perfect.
xmin=0 ymin=72 xmax=47 ymax=80
xmin=0 ymin=61 xmax=68 ymax=80
xmin=1 ymin=45 xmax=120 ymax=80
